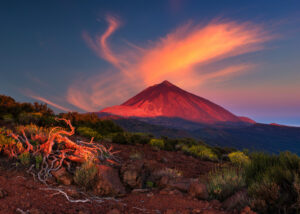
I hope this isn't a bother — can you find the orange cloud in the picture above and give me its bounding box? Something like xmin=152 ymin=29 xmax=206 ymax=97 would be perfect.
xmin=69 ymin=17 xmax=272 ymax=111
xmin=136 ymin=21 xmax=269 ymax=85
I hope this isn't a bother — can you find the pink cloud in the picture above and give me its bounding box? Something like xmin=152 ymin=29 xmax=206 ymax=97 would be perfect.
xmin=68 ymin=17 xmax=273 ymax=112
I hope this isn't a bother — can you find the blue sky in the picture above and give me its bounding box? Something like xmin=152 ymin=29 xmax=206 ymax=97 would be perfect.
xmin=1 ymin=0 xmax=300 ymax=126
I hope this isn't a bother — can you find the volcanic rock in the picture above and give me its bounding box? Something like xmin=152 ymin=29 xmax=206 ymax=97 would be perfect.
xmin=188 ymin=181 xmax=209 ymax=200
xmin=121 ymin=160 xmax=145 ymax=189
xmin=94 ymin=165 xmax=125 ymax=196
xmin=222 ymin=189 xmax=249 ymax=210
xmin=100 ymin=80 xmax=254 ymax=124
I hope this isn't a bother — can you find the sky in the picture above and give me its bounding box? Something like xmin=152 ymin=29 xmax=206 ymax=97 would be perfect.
xmin=1 ymin=0 xmax=300 ymax=126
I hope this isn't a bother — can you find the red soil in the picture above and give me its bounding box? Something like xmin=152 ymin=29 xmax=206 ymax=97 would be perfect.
xmin=0 ymin=140 xmax=233 ymax=214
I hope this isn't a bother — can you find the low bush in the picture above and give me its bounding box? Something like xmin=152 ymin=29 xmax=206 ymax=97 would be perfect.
xmin=228 ymin=151 xmax=250 ymax=167
xmin=0 ymin=128 xmax=22 ymax=155
xmin=149 ymin=138 xmax=165 ymax=150
xmin=2 ymin=114 xmax=14 ymax=123
xmin=77 ymin=126 xmax=102 ymax=140
xmin=112 ymin=132 xmax=129 ymax=144
xmin=248 ymin=178 xmax=281 ymax=213
xmin=207 ymin=167 xmax=246 ymax=201
xmin=19 ymin=152 xmax=31 ymax=166
xmin=74 ymin=160 xmax=98 ymax=190
xmin=182 ymin=145 xmax=218 ymax=161
xmin=59 ymin=112 xmax=124 ymax=135
xmin=161 ymin=137 xmax=178 ymax=151
xmin=128 ymin=133 xmax=151 ymax=145
xmin=18 ymin=112 xmax=42 ymax=125
xmin=20 ymin=124 xmax=50 ymax=136
xmin=244 ymin=151 xmax=300 ymax=213
xmin=35 ymin=154 xmax=43 ymax=169
xmin=211 ymin=146 xmax=237 ymax=159
xmin=0 ymin=129 xmax=12 ymax=151
xmin=155 ymin=167 xmax=183 ymax=178
xmin=146 ymin=181 xmax=154 ymax=188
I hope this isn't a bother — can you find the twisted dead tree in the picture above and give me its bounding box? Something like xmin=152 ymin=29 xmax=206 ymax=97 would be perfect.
xmin=2 ymin=118 xmax=119 ymax=184
xmin=0 ymin=118 xmax=123 ymax=204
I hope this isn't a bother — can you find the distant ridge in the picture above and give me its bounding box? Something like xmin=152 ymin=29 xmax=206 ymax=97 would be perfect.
xmin=100 ymin=80 xmax=254 ymax=125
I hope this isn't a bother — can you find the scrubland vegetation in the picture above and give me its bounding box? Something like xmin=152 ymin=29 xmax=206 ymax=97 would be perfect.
xmin=1 ymin=94 xmax=300 ymax=213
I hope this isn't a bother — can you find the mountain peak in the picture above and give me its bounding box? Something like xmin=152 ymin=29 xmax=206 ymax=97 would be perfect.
xmin=100 ymin=81 xmax=254 ymax=124
xmin=159 ymin=80 xmax=174 ymax=87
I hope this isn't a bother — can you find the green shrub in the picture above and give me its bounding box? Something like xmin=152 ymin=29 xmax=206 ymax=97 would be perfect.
xmin=77 ymin=127 xmax=102 ymax=140
xmin=207 ymin=167 xmax=246 ymax=201
xmin=161 ymin=137 xmax=178 ymax=151
xmin=0 ymin=130 xmax=19 ymax=154
xmin=18 ymin=112 xmax=42 ymax=125
xmin=0 ymin=131 xmax=13 ymax=147
xmin=228 ymin=151 xmax=250 ymax=167
xmin=248 ymin=178 xmax=281 ymax=213
xmin=19 ymin=152 xmax=31 ymax=166
xmin=176 ymin=138 xmax=199 ymax=149
xmin=182 ymin=145 xmax=218 ymax=161
xmin=146 ymin=181 xmax=154 ymax=188
xmin=112 ymin=132 xmax=129 ymax=144
xmin=19 ymin=124 xmax=50 ymax=137
xmin=244 ymin=151 xmax=300 ymax=213
xmin=212 ymin=146 xmax=237 ymax=159
xmin=2 ymin=114 xmax=14 ymax=123
xmin=155 ymin=167 xmax=183 ymax=178
xmin=245 ymin=152 xmax=300 ymax=186
xmin=35 ymin=154 xmax=43 ymax=169
xmin=149 ymin=139 xmax=165 ymax=150
xmin=74 ymin=161 xmax=98 ymax=189
xmin=59 ymin=112 xmax=123 ymax=135
xmin=128 ymin=133 xmax=151 ymax=145
xmin=293 ymin=175 xmax=300 ymax=210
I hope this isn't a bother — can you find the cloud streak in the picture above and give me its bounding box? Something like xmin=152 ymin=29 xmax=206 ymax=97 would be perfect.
xmin=29 ymin=94 xmax=72 ymax=112
xmin=82 ymin=15 xmax=127 ymax=70
xmin=68 ymin=16 xmax=273 ymax=112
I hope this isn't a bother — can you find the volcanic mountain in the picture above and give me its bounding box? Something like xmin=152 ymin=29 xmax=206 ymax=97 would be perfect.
xmin=100 ymin=80 xmax=254 ymax=125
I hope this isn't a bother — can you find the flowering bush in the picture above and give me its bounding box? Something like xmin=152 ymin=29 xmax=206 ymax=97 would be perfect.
xmin=228 ymin=151 xmax=250 ymax=166
xmin=182 ymin=145 xmax=218 ymax=161
xmin=149 ymin=139 xmax=165 ymax=150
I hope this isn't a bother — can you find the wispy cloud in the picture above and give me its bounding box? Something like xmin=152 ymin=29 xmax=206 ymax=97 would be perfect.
xmin=68 ymin=16 xmax=273 ymax=112
xmin=28 ymin=94 xmax=72 ymax=112
xmin=82 ymin=15 xmax=127 ymax=70
xmin=67 ymin=71 xmax=135 ymax=112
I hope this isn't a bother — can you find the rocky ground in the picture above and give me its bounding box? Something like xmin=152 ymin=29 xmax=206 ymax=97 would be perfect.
xmin=0 ymin=139 xmax=255 ymax=214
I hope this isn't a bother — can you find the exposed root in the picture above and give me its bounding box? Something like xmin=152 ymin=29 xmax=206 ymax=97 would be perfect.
xmin=41 ymin=188 xmax=91 ymax=203
xmin=16 ymin=208 xmax=29 ymax=214
xmin=40 ymin=187 xmax=123 ymax=205
xmin=26 ymin=164 xmax=36 ymax=181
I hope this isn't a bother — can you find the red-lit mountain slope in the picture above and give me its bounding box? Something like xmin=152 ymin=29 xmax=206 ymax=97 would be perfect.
xmin=100 ymin=80 xmax=254 ymax=124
